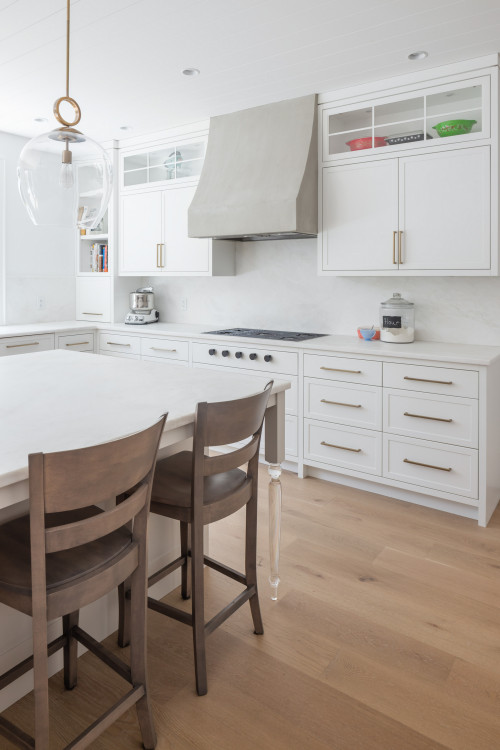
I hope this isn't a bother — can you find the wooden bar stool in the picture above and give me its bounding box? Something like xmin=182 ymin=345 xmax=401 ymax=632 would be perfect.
xmin=0 ymin=414 xmax=166 ymax=750
xmin=119 ymin=381 xmax=273 ymax=696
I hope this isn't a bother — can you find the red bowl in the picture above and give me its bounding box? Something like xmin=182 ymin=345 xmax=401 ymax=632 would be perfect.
xmin=346 ymin=137 xmax=386 ymax=151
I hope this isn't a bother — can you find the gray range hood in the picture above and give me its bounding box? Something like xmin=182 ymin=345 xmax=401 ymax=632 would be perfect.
xmin=188 ymin=94 xmax=318 ymax=241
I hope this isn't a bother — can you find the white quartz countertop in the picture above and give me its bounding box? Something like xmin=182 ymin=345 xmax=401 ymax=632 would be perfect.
xmin=0 ymin=350 xmax=289 ymax=491
xmin=1 ymin=320 xmax=500 ymax=366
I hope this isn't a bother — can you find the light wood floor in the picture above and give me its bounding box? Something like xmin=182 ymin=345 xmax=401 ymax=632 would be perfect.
xmin=5 ymin=470 xmax=500 ymax=749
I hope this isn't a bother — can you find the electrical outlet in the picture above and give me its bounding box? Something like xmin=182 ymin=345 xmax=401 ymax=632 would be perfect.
xmin=36 ymin=296 xmax=45 ymax=310
xmin=180 ymin=297 xmax=188 ymax=311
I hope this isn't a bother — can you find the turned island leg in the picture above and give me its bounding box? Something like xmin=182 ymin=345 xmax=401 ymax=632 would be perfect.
xmin=264 ymin=389 xmax=286 ymax=600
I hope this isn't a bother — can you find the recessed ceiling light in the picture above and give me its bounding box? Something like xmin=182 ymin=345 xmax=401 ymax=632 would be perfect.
xmin=34 ymin=117 xmax=48 ymax=123
xmin=182 ymin=68 xmax=200 ymax=76
xmin=408 ymin=51 xmax=428 ymax=61
xmin=119 ymin=125 xmax=132 ymax=131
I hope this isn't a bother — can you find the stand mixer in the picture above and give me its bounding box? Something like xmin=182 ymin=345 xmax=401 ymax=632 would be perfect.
xmin=124 ymin=286 xmax=159 ymax=325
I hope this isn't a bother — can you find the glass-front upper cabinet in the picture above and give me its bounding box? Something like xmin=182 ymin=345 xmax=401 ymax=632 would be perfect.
xmin=122 ymin=139 xmax=206 ymax=188
xmin=323 ymin=76 xmax=488 ymax=161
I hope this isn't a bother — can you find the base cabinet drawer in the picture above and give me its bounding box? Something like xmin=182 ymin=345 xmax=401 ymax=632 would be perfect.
xmin=383 ymin=362 xmax=478 ymax=398
xmin=384 ymin=435 xmax=478 ymax=500
xmin=141 ymin=355 xmax=189 ymax=367
xmin=304 ymin=354 xmax=382 ymax=385
xmin=141 ymin=337 xmax=189 ymax=362
xmin=305 ymin=419 xmax=382 ymax=476
xmin=99 ymin=332 xmax=140 ymax=355
xmin=57 ymin=332 xmax=95 ymax=353
xmin=0 ymin=333 xmax=54 ymax=356
xmin=384 ymin=390 xmax=478 ymax=448
xmin=305 ymin=378 xmax=382 ymax=430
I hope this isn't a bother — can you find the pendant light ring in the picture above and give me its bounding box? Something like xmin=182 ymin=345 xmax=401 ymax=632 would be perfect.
xmin=53 ymin=96 xmax=81 ymax=127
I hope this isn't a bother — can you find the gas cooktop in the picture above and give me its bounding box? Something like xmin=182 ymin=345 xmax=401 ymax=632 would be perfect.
xmin=204 ymin=328 xmax=327 ymax=342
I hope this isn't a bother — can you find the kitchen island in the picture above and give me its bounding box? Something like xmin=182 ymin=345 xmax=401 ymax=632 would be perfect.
xmin=0 ymin=349 xmax=289 ymax=710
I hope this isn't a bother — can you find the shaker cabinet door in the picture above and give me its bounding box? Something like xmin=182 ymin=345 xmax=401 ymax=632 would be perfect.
xmin=398 ymin=146 xmax=490 ymax=270
xmin=162 ymin=186 xmax=210 ymax=274
xmin=322 ymin=160 xmax=399 ymax=272
xmin=120 ymin=191 xmax=163 ymax=274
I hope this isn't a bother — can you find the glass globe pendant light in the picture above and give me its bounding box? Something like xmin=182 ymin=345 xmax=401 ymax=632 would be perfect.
xmin=17 ymin=0 xmax=112 ymax=229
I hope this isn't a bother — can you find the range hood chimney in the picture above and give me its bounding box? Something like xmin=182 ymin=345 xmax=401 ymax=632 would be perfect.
xmin=188 ymin=94 xmax=318 ymax=241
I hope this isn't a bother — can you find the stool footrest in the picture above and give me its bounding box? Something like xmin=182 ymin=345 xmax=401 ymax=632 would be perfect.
xmin=148 ymin=555 xmax=186 ymax=588
xmin=203 ymin=555 xmax=246 ymax=585
xmin=0 ymin=715 xmax=35 ymax=749
xmin=73 ymin=626 xmax=131 ymax=684
xmin=65 ymin=685 xmax=145 ymax=750
xmin=147 ymin=596 xmax=193 ymax=626
xmin=205 ymin=586 xmax=256 ymax=636
xmin=0 ymin=634 xmax=66 ymax=692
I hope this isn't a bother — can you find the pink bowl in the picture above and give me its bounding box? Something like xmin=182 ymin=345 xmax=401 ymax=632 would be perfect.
xmin=346 ymin=137 xmax=387 ymax=151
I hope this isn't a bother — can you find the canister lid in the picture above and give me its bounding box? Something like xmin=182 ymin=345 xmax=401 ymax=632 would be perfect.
xmin=380 ymin=292 xmax=414 ymax=307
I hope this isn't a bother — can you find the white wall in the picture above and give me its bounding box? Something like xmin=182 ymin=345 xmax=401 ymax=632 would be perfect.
xmin=0 ymin=131 xmax=75 ymax=324
xmin=149 ymin=239 xmax=500 ymax=346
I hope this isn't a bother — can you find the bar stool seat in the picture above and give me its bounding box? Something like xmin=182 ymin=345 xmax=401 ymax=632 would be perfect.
xmin=151 ymin=451 xmax=250 ymax=519
xmin=0 ymin=508 xmax=131 ymax=614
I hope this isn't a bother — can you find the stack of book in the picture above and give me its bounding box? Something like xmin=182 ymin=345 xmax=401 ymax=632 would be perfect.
xmin=90 ymin=243 xmax=108 ymax=272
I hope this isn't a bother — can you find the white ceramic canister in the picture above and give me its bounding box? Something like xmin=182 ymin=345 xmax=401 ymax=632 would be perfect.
xmin=379 ymin=292 xmax=415 ymax=343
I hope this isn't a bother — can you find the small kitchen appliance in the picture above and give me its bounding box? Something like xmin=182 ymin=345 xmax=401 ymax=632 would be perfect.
xmin=125 ymin=286 xmax=159 ymax=325
xmin=379 ymin=292 xmax=415 ymax=343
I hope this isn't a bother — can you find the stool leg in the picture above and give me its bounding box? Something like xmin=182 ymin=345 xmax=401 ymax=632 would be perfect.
xmin=180 ymin=522 xmax=191 ymax=600
xmin=191 ymin=516 xmax=207 ymax=696
xmin=33 ymin=613 xmax=50 ymax=750
xmin=130 ymin=555 xmax=157 ymax=748
xmin=118 ymin=578 xmax=131 ymax=648
xmin=246 ymin=493 xmax=263 ymax=635
xmin=63 ymin=610 xmax=79 ymax=690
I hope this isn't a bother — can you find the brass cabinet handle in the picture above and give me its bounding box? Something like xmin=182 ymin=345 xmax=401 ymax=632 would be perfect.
xmin=6 ymin=341 xmax=39 ymax=348
xmin=82 ymin=312 xmax=103 ymax=316
xmin=156 ymin=243 xmax=161 ymax=268
xmin=160 ymin=243 xmax=165 ymax=268
xmin=403 ymin=376 xmax=453 ymax=385
xmin=403 ymin=458 xmax=452 ymax=472
xmin=321 ymin=399 xmax=362 ymax=408
xmin=65 ymin=341 xmax=90 ymax=347
xmin=321 ymin=441 xmax=361 ymax=453
xmin=393 ymin=231 xmax=397 ymax=265
xmin=398 ymin=230 xmax=403 ymax=264
xmin=106 ymin=341 xmax=131 ymax=347
xmin=151 ymin=347 xmax=177 ymax=352
xmin=320 ymin=366 xmax=362 ymax=374
xmin=404 ymin=411 xmax=453 ymax=423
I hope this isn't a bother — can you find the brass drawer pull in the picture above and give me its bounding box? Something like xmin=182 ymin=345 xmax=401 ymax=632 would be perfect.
xmin=403 ymin=458 xmax=452 ymax=472
xmin=404 ymin=376 xmax=453 ymax=385
xmin=321 ymin=441 xmax=361 ymax=453
xmin=320 ymin=366 xmax=362 ymax=374
xmin=393 ymin=230 xmax=397 ymax=265
xmin=82 ymin=312 xmax=103 ymax=316
xmin=156 ymin=243 xmax=161 ymax=268
xmin=398 ymin=230 xmax=403 ymax=264
xmin=6 ymin=342 xmax=39 ymax=348
xmin=65 ymin=342 xmax=90 ymax=347
xmin=321 ymin=399 xmax=362 ymax=408
xmin=106 ymin=341 xmax=131 ymax=347
xmin=151 ymin=347 xmax=177 ymax=352
xmin=404 ymin=411 xmax=453 ymax=423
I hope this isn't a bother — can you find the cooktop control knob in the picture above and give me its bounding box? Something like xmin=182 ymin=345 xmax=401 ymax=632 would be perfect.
xmin=264 ymin=354 xmax=272 ymax=362
xmin=222 ymin=350 xmax=230 ymax=357
xmin=249 ymin=353 xmax=258 ymax=360
xmin=208 ymin=348 xmax=216 ymax=355
xmin=235 ymin=351 xmax=243 ymax=358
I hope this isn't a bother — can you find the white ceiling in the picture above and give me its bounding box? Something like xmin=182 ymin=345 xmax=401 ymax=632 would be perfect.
xmin=2 ymin=0 xmax=500 ymax=142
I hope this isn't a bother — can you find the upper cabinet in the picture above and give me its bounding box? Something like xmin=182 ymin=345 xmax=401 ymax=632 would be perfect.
xmin=319 ymin=65 xmax=498 ymax=276
xmin=119 ymin=135 xmax=234 ymax=276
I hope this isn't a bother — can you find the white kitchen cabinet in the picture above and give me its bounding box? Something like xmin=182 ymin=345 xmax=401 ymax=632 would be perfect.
xmin=119 ymin=186 xmax=234 ymax=276
xmin=321 ymin=160 xmax=399 ymax=272
xmin=0 ymin=333 xmax=54 ymax=356
xmin=319 ymin=62 xmax=498 ymax=276
xmin=322 ymin=146 xmax=491 ymax=274
xmin=398 ymin=147 xmax=490 ymax=270
xmin=76 ymin=276 xmax=112 ymax=323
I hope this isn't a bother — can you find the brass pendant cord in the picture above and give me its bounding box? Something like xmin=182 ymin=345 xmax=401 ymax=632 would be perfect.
xmin=65 ymin=0 xmax=70 ymax=98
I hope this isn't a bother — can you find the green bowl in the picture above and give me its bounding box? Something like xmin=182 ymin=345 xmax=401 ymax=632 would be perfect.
xmin=432 ymin=119 xmax=477 ymax=137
